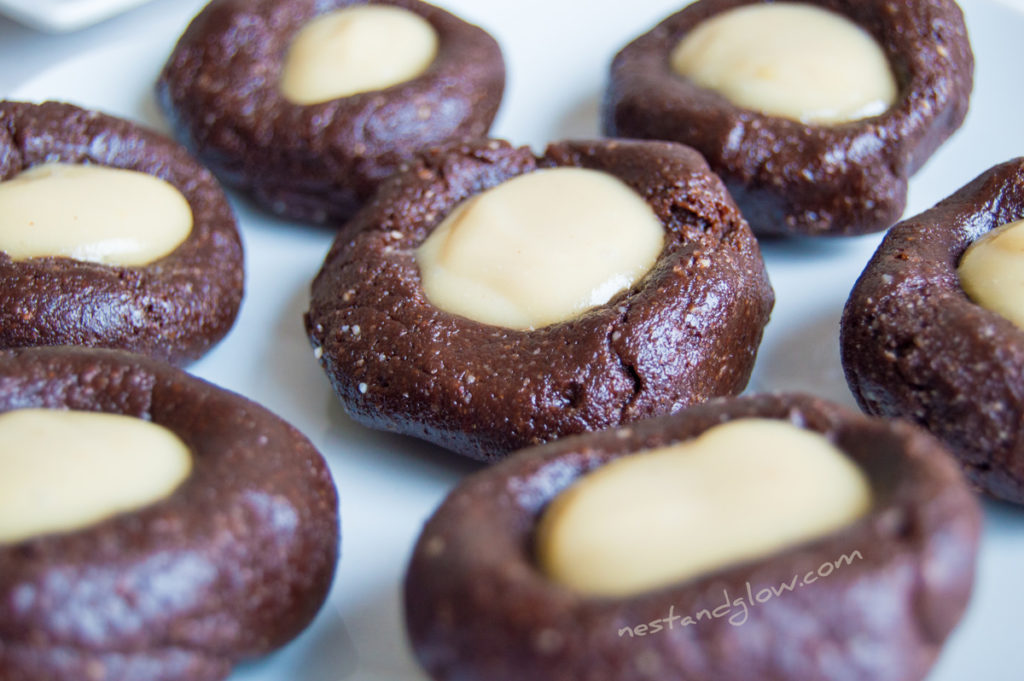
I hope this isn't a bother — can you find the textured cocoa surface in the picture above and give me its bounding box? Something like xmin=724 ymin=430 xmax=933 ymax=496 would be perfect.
xmin=604 ymin=0 xmax=973 ymax=237
xmin=0 ymin=347 xmax=339 ymax=681
xmin=0 ymin=100 xmax=244 ymax=366
xmin=842 ymin=157 xmax=1024 ymax=504
xmin=157 ymin=0 xmax=505 ymax=225
xmin=307 ymin=138 xmax=774 ymax=461
xmin=405 ymin=393 xmax=981 ymax=681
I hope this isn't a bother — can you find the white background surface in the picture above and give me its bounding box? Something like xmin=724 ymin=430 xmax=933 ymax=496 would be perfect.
xmin=0 ymin=0 xmax=155 ymax=32
xmin=2 ymin=0 xmax=1023 ymax=679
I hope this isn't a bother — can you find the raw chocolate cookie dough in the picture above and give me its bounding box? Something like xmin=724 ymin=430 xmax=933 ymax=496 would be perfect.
xmin=306 ymin=138 xmax=774 ymax=461
xmin=405 ymin=394 xmax=981 ymax=681
xmin=842 ymin=158 xmax=1024 ymax=505
xmin=604 ymin=0 xmax=973 ymax=237
xmin=0 ymin=346 xmax=339 ymax=681
xmin=157 ymin=0 xmax=505 ymax=225
xmin=0 ymin=100 xmax=244 ymax=365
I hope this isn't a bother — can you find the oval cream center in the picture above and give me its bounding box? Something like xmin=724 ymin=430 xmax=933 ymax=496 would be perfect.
xmin=536 ymin=418 xmax=873 ymax=597
xmin=671 ymin=3 xmax=897 ymax=125
xmin=416 ymin=167 xmax=666 ymax=330
xmin=958 ymin=219 xmax=1024 ymax=330
xmin=280 ymin=5 xmax=439 ymax=105
xmin=0 ymin=409 xmax=193 ymax=545
xmin=0 ymin=163 xmax=193 ymax=266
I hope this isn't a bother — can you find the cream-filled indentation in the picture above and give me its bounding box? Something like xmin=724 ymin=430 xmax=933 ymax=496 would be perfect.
xmin=670 ymin=3 xmax=897 ymax=125
xmin=536 ymin=418 xmax=872 ymax=597
xmin=280 ymin=5 xmax=439 ymax=105
xmin=416 ymin=167 xmax=665 ymax=330
xmin=0 ymin=409 xmax=193 ymax=545
xmin=959 ymin=219 xmax=1024 ymax=330
xmin=0 ymin=163 xmax=193 ymax=266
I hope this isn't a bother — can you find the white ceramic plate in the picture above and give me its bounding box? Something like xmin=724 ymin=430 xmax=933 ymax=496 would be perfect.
xmin=10 ymin=0 xmax=1024 ymax=679
xmin=0 ymin=0 xmax=156 ymax=32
